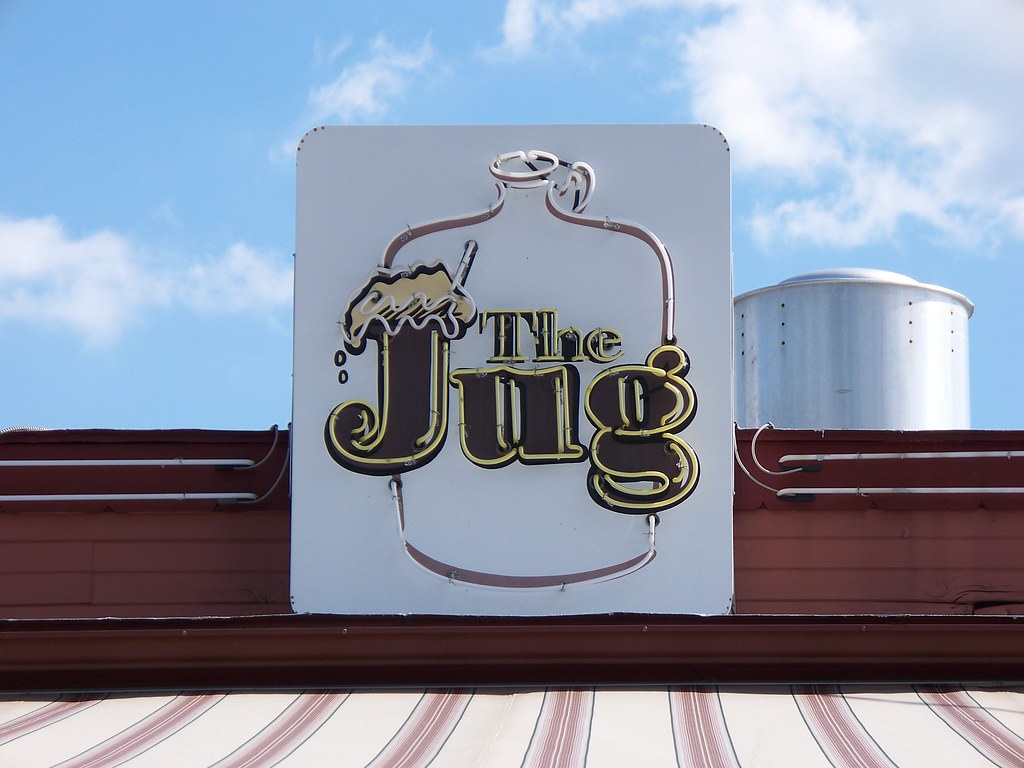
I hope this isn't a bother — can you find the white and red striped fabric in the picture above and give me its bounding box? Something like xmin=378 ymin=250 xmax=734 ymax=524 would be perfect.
xmin=3 ymin=685 xmax=1024 ymax=767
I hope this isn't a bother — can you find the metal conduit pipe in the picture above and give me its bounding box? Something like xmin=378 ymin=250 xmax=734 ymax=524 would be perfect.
xmin=777 ymin=486 xmax=1024 ymax=501
xmin=0 ymin=493 xmax=258 ymax=503
xmin=0 ymin=458 xmax=255 ymax=468
xmin=779 ymin=451 xmax=1024 ymax=469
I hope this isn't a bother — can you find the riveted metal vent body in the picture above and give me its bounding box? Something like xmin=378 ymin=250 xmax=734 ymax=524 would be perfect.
xmin=735 ymin=269 xmax=972 ymax=430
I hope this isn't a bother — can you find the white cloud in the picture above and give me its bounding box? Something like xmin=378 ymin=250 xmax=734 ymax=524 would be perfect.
xmin=183 ymin=243 xmax=293 ymax=313
xmin=309 ymin=35 xmax=435 ymax=123
xmin=491 ymin=0 xmax=1024 ymax=251
xmin=0 ymin=215 xmax=168 ymax=346
xmin=501 ymin=0 xmax=542 ymax=55
xmin=678 ymin=0 xmax=1024 ymax=248
xmin=493 ymin=0 xmax=696 ymax=55
xmin=0 ymin=215 xmax=292 ymax=346
xmin=313 ymin=35 xmax=352 ymax=68
xmin=273 ymin=33 xmax=436 ymax=162
xmin=1003 ymin=197 xmax=1024 ymax=240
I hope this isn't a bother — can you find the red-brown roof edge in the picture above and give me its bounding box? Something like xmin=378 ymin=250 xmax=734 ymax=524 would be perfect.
xmin=3 ymin=613 xmax=1024 ymax=691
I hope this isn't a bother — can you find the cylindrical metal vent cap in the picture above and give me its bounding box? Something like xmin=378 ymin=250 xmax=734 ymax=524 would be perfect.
xmin=734 ymin=269 xmax=972 ymax=430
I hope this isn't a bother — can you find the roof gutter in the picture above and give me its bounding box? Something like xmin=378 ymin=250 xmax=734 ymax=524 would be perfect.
xmin=3 ymin=613 xmax=1024 ymax=691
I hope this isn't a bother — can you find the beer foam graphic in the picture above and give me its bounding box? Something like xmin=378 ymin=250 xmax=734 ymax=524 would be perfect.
xmin=342 ymin=260 xmax=477 ymax=352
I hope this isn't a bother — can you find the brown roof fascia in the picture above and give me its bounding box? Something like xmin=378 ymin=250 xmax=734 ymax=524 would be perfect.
xmin=3 ymin=614 xmax=1024 ymax=691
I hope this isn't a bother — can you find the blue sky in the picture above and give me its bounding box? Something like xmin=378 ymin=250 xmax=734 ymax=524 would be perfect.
xmin=1 ymin=0 xmax=1022 ymax=430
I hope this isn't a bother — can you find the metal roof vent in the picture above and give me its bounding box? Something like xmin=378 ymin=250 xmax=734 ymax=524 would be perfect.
xmin=734 ymin=269 xmax=973 ymax=430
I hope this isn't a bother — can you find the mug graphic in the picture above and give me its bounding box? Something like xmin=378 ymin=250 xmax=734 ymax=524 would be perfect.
xmin=324 ymin=150 xmax=699 ymax=589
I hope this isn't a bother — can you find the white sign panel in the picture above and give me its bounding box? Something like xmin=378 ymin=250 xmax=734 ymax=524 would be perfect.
xmin=292 ymin=126 xmax=732 ymax=615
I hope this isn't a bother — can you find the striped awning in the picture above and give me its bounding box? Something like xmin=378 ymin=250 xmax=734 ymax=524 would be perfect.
xmin=3 ymin=685 xmax=1024 ymax=767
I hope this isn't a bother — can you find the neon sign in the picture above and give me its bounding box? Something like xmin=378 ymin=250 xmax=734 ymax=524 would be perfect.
xmin=325 ymin=151 xmax=699 ymax=515
xmin=292 ymin=126 xmax=732 ymax=615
